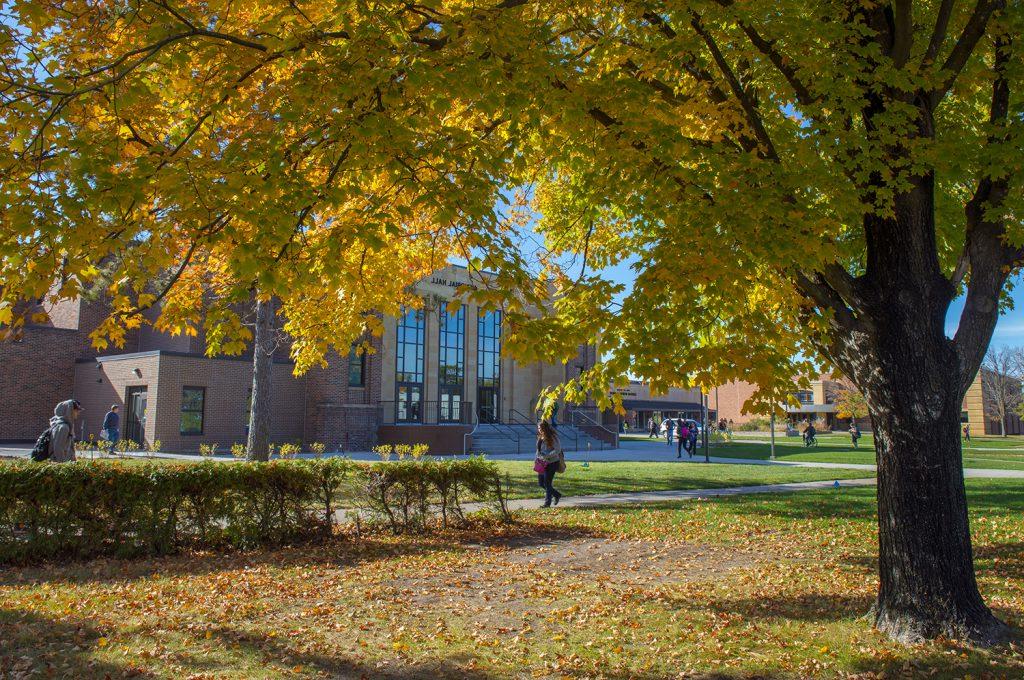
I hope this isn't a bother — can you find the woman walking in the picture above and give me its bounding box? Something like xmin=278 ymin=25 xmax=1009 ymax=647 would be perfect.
xmin=535 ymin=420 xmax=564 ymax=507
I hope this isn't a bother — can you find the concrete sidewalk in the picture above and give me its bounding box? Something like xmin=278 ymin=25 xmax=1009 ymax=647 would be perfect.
xmin=497 ymin=477 xmax=879 ymax=512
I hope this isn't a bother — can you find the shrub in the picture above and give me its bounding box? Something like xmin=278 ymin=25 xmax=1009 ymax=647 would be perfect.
xmin=0 ymin=456 xmax=505 ymax=564
xmin=737 ymin=417 xmax=771 ymax=431
xmin=355 ymin=456 xmax=506 ymax=533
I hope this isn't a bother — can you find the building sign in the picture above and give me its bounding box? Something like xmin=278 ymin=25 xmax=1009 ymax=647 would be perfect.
xmin=430 ymin=276 xmax=472 ymax=290
xmin=417 ymin=267 xmax=481 ymax=299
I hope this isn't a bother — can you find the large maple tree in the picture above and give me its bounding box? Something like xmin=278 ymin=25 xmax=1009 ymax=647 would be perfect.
xmin=2 ymin=0 xmax=1022 ymax=643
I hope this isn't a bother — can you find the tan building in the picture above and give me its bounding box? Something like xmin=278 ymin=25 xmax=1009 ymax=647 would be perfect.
xmin=612 ymin=383 xmax=706 ymax=430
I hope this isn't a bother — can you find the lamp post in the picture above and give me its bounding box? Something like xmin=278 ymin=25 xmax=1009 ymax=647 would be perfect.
xmin=703 ymin=390 xmax=710 ymax=463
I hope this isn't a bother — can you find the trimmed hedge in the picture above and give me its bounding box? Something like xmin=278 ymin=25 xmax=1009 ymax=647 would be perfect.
xmin=0 ymin=457 xmax=506 ymax=564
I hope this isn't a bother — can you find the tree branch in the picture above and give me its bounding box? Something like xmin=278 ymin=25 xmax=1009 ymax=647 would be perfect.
xmin=890 ymin=0 xmax=914 ymax=67
xmin=952 ymin=33 xmax=1018 ymax=397
xmin=689 ymin=13 xmax=778 ymax=160
xmin=923 ymin=0 xmax=955 ymax=66
xmin=933 ymin=0 xmax=1005 ymax=102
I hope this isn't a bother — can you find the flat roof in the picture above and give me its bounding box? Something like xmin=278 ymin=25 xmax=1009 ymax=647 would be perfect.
xmin=623 ymin=399 xmax=704 ymax=410
xmin=78 ymin=350 xmax=294 ymax=365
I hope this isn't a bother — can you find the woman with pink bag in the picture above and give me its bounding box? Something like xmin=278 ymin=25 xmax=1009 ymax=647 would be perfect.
xmin=534 ymin=420 xmax=564 ymax=507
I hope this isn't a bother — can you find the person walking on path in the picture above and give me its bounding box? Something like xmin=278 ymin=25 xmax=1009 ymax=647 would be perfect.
xmin=665 ymin=417 xmax=675 ymax=446
xmin=534 ymin=420 xmax=563 ymax=507
xmin=48 ymin=399 xmax=82 ymax=462
xmin=849 ymin=422 xmax=861 ymax=448
xmin=102 ymin=405 xmax=120 ymax=447
xmin=676 ymin=420 xmax=690 ymax=458
xmin=648 ymin=418 xmax=657 ymax=438
xmin=689 ymin=422 xmax=699 ymax=455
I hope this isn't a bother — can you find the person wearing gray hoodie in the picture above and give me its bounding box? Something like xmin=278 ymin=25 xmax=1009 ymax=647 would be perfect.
xmin=49 ymin=400 xmax=81 ymax=462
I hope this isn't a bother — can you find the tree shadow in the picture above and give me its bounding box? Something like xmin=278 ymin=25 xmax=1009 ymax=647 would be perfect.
xmin=0 ymin=607 xmax=158 ymax=678
xmin=0 ymin=522 xmax=608 ymax=588
xmin=648 ymin=590 xmax=875 ymax=624
xmin=206 ymin=626 xmax=506 ymax=679
xmin=845 ymin=637 xmax=1024 ymax=679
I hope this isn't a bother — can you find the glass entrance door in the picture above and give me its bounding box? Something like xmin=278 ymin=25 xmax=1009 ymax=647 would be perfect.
xmin=439 ymin=388 xmax=463 ymax=423
xmin=478 ymin=386 xmax=499 ymax=423
xmin=124 ymin=386 xmax=147 ymax=444
xmin=396 ymin=385 xmax=422 ymax=423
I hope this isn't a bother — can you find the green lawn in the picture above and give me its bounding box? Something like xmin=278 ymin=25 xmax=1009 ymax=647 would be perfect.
xmin=492 ymin=459 xmax=870 ymax=499
xmin=2 ymin=478 xmax=1021 ymax=678
xmin=628 ymin=433 xmax=1024 ymax=470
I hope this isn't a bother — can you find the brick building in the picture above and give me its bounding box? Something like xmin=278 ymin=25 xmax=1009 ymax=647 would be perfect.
xmin=712 ymin=371 xmax=1018 ymax=435
xmin=1 ymin=265 xmax=592 ymax=453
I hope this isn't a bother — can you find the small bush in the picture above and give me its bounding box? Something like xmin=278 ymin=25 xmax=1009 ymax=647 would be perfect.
xmin=737 ymin=417 xmax=771 ymax=431
xmin=0 ymin=456 xmax=505 ymax=564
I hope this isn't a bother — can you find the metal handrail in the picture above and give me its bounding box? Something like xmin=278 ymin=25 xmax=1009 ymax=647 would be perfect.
xmin=569 ymin=408 xmax=620 ymax=449
xmin=462 ymin=408 xmax=480 ymax=457
xmin=487 ymin=419 xmax=522 ymax=454
xmin=506 ymin=408 xmax=537 ymax=426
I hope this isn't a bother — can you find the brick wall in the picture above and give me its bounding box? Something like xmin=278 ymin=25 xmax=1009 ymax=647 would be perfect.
xmin=711 ymin=380 xmax=760 ymax=424
xmin=153 ymin=354 xmax=305 ymax=453
xmin=74 ymin=354 xmax=161 ymax=446
xmin=0 ymin=327 xmax=83 ymax=441
xmin=303 ymin=339 xmax=383 ymax=452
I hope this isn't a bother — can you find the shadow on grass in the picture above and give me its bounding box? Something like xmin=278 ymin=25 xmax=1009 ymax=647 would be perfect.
xmin=0 ymin=608 xmax=159 ymax=678
xmin=208 ymin=626 xmax=507 ymax=679
xmin=0 ymin=522 xmax=607 ymax=588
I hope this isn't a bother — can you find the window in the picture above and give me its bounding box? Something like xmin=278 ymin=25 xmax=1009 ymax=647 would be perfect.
xmin=477 ymin=309 xmax=502 ymax=423
xmin=438 ymin=306 xmax=465 ymax=422
xmin=180 ymin=387 xmax=205 ymax=435
xmin=395 ymin=307 xmax=425 ymax=422
xmin=961 ymin=411 xmax=970 ymax=423
xmin=348 ymin=346 xmax=366 ymax=387
xmin=793 ymin=390 xmax=814 ymax=405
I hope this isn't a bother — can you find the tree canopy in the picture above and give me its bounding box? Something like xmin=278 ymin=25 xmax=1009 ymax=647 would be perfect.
xmin=2 ymin=0 xmax=1023 ymax=642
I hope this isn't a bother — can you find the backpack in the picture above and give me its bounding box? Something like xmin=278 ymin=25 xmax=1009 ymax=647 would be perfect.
xmin=30 ymin=427 xmax=53 ymax=462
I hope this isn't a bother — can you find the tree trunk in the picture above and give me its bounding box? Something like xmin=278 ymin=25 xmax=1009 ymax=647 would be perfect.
xmin=247 ymin=297 xmax=274 ymax=461
xmin=867 ymin=365 xmax=1006 ymax=644
xmin=827 ymin=176 xmax=1009 ymax=645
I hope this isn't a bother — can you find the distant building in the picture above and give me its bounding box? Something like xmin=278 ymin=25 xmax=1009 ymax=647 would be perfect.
xmin=611 ymin=383 xmax=706 ymax=429
xmin=0 ymin=265 xmax=593 ymax=453
xmin=712 ymin=370 xmax=1020 ymax=435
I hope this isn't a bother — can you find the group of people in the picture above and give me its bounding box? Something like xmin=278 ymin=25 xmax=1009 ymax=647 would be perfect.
xmin=30 ymin=400 xmax=122 ymax=463
xmin=646 ymin=417 xmax=702 ymax=458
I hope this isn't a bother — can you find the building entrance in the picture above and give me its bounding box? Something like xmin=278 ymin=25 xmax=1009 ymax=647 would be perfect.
xmin=478 ymin=386 xmax=499 ymax=423
xmin=124 ymin=386 xmax=147 ymax=444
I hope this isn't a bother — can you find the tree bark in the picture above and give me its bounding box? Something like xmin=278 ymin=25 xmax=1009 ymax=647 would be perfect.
xmin=247 ymin=297 xmax=274 ymax=461
xmin=865 ymin=359 xmax=1006 ymax=644
xmin=820 ymin=178 xmax=1008 ymax=645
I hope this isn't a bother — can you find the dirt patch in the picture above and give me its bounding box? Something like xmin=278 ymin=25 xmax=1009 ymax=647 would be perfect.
xmin=385 ymin=536 xmax=753 ymax=630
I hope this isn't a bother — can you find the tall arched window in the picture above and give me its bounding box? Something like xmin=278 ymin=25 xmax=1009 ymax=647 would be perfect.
xmin=395 ymin=307 xmax=425 ymax=422
xmin=438 ymin=306 xmax=465 ymax=422
xmin=477 ymin=309 xmax=502 ymax=423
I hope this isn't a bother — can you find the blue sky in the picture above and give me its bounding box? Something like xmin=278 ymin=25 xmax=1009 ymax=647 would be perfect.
xmin=596 ymin=256 xmax=1024 ymax=349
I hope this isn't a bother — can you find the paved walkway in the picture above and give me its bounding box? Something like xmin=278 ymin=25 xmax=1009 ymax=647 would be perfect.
xmin=496 ymin=477 xmax=879 ymax=512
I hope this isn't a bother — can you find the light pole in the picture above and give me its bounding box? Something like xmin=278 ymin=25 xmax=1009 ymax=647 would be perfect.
xmin=703 ymin=391 xmax=710 ymax=463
